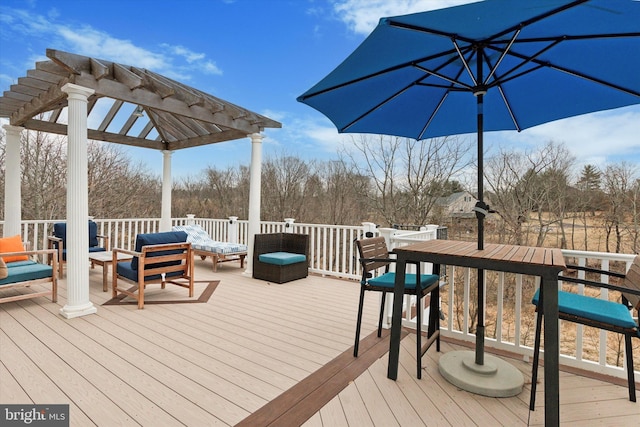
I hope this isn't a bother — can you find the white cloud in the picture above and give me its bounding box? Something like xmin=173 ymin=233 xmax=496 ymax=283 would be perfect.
xmin=201 ymin=60 xmax=223 ymax=76
xmin=57 ymin=26 xmax=168 ymax=70
xmin=163 ymin=44 xmax=205 ymax=63
xmin=2 ymin=8 xmax=223 ymax=80
xmin=491 ymin=106 xmax=640 ymax=169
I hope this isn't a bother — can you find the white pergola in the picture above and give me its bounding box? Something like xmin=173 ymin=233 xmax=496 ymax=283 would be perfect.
xmin=0 ymin=49 xmax=281 ymax=318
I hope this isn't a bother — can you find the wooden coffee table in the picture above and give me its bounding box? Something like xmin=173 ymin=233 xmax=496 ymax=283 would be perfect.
xmin=89 ymin=251 xmax=133 ymax=291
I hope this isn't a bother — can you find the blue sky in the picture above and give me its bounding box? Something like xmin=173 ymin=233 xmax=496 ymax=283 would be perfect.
xmin=1 ymin=0 xmax=639 ymax=178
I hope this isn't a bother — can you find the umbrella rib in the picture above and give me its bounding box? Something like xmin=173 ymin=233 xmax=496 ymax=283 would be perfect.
xmin=340 ymin=85 xmax=413 ymax=133
xmin=384 ymin=0 xmax=589 ymax=50
xmin=484 ymin=29 xmax=520 ymax=85
xmin=497 ymin=85 xmax=521 ymax=132
xmin=548 ymin=64 xmax=640 ymax=98
xmin=417 ymin=92 xmax=448 ymax=141
xmin=510 ymin=32 xmax=640 ymax=44
xmin=488 ymin=41 xmax=640 ymax=98
xmin=412 ymin=63 xmax=472 ymax=91
xmin=452 ymin=39 xmax=477 ymax=87
xmin=298 ymin=48 xmax=463 ymax=100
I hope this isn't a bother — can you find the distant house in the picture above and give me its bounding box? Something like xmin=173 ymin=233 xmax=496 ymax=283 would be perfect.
xmin=436 ymin=191 xmax=477 ymax=219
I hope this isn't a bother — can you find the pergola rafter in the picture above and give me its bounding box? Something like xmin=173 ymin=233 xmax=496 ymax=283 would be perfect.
xmin=0 ymin=48 xmax=281 ymax=150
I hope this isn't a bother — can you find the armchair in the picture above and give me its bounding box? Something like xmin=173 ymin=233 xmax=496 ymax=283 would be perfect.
xmin=48 ymin=220 xmax=109 ymax=278
xmin=112 ymin=231 xmax=194 ymax=309
xmin=0 ymin=234 xmax=57 ymax=304
xmin=253 ymin=233 xmax=309 ymax=283
xmin=530 ymin=255 xmax=640 ymax=409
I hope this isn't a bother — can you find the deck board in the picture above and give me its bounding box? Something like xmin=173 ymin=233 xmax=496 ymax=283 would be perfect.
xmin=1 ymin=261 xmax=638 ymax=426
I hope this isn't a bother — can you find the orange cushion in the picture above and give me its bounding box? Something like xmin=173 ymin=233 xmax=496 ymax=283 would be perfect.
xmin=0 ymin=235 xmax=29 ymax=263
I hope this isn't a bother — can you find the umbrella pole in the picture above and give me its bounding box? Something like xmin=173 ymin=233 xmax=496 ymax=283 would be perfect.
xmin=476 ymin=91 xmax=485 ymax=366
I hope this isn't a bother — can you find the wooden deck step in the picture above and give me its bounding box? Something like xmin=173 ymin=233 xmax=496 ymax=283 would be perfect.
xmin=236 ymin=328 xmax=409 ymax=427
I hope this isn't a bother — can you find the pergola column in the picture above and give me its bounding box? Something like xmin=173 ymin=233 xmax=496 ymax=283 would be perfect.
xmin=3 ymin=125 xmax=24 ymax=237
xmin=160 ymin=150 xmax=173 ymax=232
xmin=244 ymin=133 xmax=263 ymax=276
xmin=59 ymin=83 xmax=97 ymax=319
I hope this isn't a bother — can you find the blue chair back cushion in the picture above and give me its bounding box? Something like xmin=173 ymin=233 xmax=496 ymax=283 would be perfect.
xmin=532 ymin=289 xmax=638 ymax=331
xmin=368 ymin=272 xmax=439 ymax=290
xmin=54 ymin=220 xmax=101 ymax=249
xmin=130 ymin=231 xmax=188 ymax=271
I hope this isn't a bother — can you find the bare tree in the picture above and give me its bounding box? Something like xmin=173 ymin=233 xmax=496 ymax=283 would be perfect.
xmin=317 ymin=158 xmax=371 ymax=225
xmin=19 ymin=129 xmax=68 ymax=220
xmin=87 ymin=141 xmax=159 ymax=218
xmin=484 ymin=141 xmax=574 ymax=246
xmin=0 ymin=129 xmax=160 ymax=221
xmin=573 ymin=164 xmax=604 ymax=250
xmin=602 ymin=162 xmax=638 ymax=253
xmin=342 ymin=134 xmax=473 ymax=226
xmin=261 ymin=155 xmax=315 ymax=221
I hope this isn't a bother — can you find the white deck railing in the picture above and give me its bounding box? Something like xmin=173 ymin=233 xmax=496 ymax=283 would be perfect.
xmin=5 ymin=217 xmax=638 ymax=381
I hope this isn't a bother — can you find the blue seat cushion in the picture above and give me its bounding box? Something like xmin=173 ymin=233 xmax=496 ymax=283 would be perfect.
xmin=259 ymin=252 xmax=306 ymax=266
xmin=0 ymin=261 xmax=53 ymax=286
xmin=117 ymin=261 xmax=185 ymax=283
xmin=131 ymin=231 xmax=188 ymax=271
xmin=62 ymin=246 xmax=106 ymax=261
xmin=6 ymin=260 xmax=38 ymax=268
xmin=368 ymin=272 xmax=439 ymax=290
xmin=532 ymin=289 xmax=638 ymax=330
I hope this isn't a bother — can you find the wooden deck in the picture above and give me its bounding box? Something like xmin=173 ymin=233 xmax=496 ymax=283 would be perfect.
xmin=1 ymin=260 xmax=638 ymax=426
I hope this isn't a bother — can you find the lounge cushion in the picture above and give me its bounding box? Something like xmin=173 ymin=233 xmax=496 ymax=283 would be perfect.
xmin=0 ymin=261 xmax=53 ymax=286
xmin=172 ymin=225 xmax=247 ymax=254
xmin=368 ymin=272 xmax=440 ymax=290
xmin=131 ymin=231 xmax=188 ymax=270
xmin=258 ymin=252 xmax=306 ymax=266
xmin=0 ymin=235 xmax=28 ymax=263
xmin=532 ymin=289 xmax=637 ymax=330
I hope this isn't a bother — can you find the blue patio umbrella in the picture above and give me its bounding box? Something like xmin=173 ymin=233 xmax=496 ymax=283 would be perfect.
xmin=298 ymin=0 xmax=640 ymax=383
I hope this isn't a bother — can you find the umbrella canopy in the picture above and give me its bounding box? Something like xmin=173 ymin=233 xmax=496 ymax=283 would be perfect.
xmin=298 ymin=0 xmax=640 ymax=378
xmin=298 ymin=0 xmax=640 ymax=140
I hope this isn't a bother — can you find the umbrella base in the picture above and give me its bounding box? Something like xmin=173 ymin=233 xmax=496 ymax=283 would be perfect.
xmin=438 ymin=350 xmax=523 ymax=397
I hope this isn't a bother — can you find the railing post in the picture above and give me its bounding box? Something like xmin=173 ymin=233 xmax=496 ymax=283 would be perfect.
xmin=284 ymin=218 xmax=295 ymax=233
xmin=377 ymin=227 xmax=397 ymax=250
xmin=229 ymin=216 xmax=239 ymax=243
xmin=361 ymin=222 xmax=377 ymax=238
xmin=186 ymin=214 xmax=195 ymax=225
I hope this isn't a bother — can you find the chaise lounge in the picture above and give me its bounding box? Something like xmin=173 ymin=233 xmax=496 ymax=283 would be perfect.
xmin=172 ymin=224 xmax=247 ymax=272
